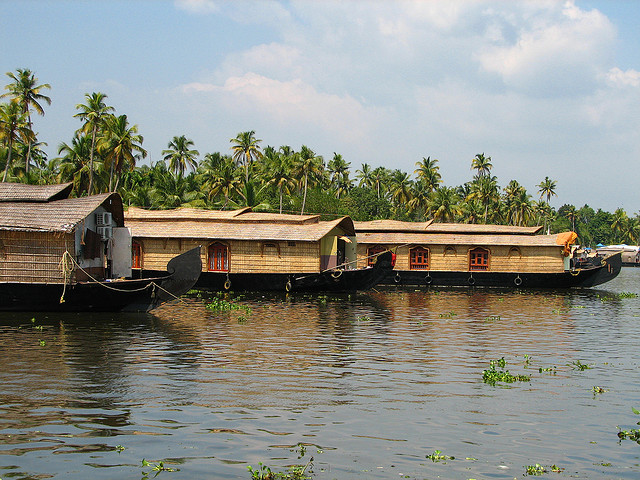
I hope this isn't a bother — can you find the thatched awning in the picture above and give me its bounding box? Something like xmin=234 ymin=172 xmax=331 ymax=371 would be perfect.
xmin=0 ymin=182 xmax=73 ymax=203
xmin=125 ymin=207 xmax=355 ymax=242
xmin=354 ymin=219 xmax=542 ymax=235
xmin=356 ymin=231 xmax=561 ymax=247
xmin=0 ymin=193 xmax=124 ymax=233
xmin=353 ymin=219 xmax=433 ymax=232
xmin=125 ymin=207 xmax=321 ymax=225
xmin=425 ymin=222 xmax=542 ymax=234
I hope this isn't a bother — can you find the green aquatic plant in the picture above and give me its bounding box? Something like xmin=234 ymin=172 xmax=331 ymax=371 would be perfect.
xmin=538 ymin=365 xmax=557 ymax=374
xmin=482 ymin=358 xmax=530 ymax=385
xmin=439 ymin=311 xmax=457 ymax=318
xmin=484 ymin=315 xmax=501 ymax=322
xmin=524 ymin=464 xmax=546 ymax=475
xmin=617 ymin=407 xmax=640 ymax=443
xmin=247 ymin=458 xmax=313 ymax=480
xmin=206 ymin=298 xmax=251 ymax=313
xmin=426 ymin=449 xmax=454 ymax=462
xmin=592 ymin=386 xmax=608 ymax=394
xmin=39 ymin=340 xmax=46 ymax=347
xmin=569 ymin=360 xmax=593 ymax=371
xmin=141 ymin=459 xmax=176 ymax=478
xmin=618 ymin=291 xmax=638 ymax=298
xmin=357 ymin=315 xmax=371 ymax=322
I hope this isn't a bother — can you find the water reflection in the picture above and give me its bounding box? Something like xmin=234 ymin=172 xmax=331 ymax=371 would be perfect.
xmin=0 ymin=270 xmax=639 ymax=479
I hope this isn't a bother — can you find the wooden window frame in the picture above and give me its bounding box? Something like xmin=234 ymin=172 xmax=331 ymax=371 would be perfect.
xmin=208 ymin=242 xmax=229 ymax=272
xmin=367 ymin=245 xmax=386 ymax=267
xmin=409 ymin=246 xmax=430 ymax=270
xmin=469 ymin=247 xmax=490 ymax=271
xmin=132 ymin=240 xmax=142 ymax=269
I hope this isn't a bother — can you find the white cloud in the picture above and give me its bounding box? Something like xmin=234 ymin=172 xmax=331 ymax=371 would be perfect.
xmin=181 ymin=72 xmax=386 ymax=148
xmin=477 ymin=1 xmax=615 ymax=96
xmin=606 ymin=67 xmax=640 ymax=88
xmin=174 ymin=0 xmax=220 ymax=15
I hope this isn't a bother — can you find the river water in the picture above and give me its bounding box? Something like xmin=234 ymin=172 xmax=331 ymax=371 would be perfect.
xmin=1 ymin=269 xmax=640 ymax=479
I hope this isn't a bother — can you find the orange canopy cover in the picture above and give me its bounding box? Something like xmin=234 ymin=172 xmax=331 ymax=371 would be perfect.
xmin=555 ymin=231 xmax=578 ymax=256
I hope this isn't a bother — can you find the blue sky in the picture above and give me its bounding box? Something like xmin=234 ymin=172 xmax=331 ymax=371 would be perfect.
xmin=1 ymin=0 xmax=639 ymax=213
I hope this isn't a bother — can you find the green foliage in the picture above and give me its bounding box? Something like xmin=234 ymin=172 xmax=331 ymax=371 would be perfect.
xmin=141 ymin=459 xmax=176 ymax=478
xmin=524 ymin=464 xmax=546 ymax=475
xmin=569 ymin=360 xmax=592 ymax=371
xmin=339 ymin=186 xmax=392 ymax=220
xmin=206 ymin=297 xmax=251 ymax=313
xmin=482 ymin=357 xmax=530 ymax=385
xmin=426 ymin=449 xmax=454 ymax=462
xmin=617 ymin=407 xmax=640 ymax=443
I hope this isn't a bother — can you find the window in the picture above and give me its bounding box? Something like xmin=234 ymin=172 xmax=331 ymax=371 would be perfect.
xmin=208 ymin=242 xmax=229 ymax=272
xmin=409 ymin=247 xmax=429 ymax=270
xmin=132 ymin=241 xmax=142 ymax=269
xmin=469 ymin=247 xmax=489 ymax=271
xmin=367 ymin=245 xmax=386 ymax=267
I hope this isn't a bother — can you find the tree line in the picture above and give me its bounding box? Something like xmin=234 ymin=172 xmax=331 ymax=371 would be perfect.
xmin=1 ymin=68 xmax=638 ymax=246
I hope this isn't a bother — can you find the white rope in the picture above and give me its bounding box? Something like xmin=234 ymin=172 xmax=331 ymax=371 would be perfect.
xmin=58 ymin=250 xmax=188 ymax=305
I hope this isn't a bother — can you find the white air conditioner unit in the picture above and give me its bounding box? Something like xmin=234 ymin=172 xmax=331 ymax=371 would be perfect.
xmin=95 ymin=212 xmax=112 ymax=226
xmin=97 ymin=225 xmax=112 ymax=240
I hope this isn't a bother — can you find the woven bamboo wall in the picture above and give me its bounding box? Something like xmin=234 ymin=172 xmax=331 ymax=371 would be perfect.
xmin=357 ymin=243 xmax=565 ymax=273
xmin=136 ymin=237 xmax=321 ymax=274
xmin=0 ymin=231 xmax=74 ymax=283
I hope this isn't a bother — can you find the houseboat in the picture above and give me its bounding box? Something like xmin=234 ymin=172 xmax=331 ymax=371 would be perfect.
xmin=596 ymin=244 xmax=640 ymax=267
xmin=354 ymin=220 xmax=621 ymax=288
xmin=124 ymin=207 xmax=393 ymax=292
xmin=0 ymin=183 xmax=201 ymax=312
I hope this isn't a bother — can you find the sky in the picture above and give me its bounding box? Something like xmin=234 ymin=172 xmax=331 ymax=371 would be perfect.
xmin=1 ymin=0 xmax=639 ymax=213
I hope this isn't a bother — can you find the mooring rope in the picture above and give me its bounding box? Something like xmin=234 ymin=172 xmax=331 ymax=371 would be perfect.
xmin=58 ymin=250 xmax=187 ymax=304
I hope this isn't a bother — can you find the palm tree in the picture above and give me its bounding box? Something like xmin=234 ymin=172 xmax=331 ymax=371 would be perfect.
xmin=294 ymin=145 xmax=323 ymax=214
xmin=264 ymin=151 xmax=295 ymax=213
xmin=327 ymin=153 xmax=351 ymax=194
xmin=407 ymin=180 xmax=430 ymax=218
xmin=564 ymin=205 xmax=577 ymax=232
xmin=471 ymin=153 xmax=492 ymax=177
xmin=162 ymin=135 xmax=199 ymax=176
xmin=611 ymin=208 xmax=629 ymax=242
xmin=98 ymin=114 xmax=146 ymax=191
xmin=74 ymin=92 xmax=114 ymax=195
xmin=537 ymin=176 xmax=557 ymax=204
xmin=356 ymin=163 xmax=373 ymax=188
xmin=1 ymin=69 xmax=51 ymax=174
xmin=230 ymin=130 xmax=262 ymax=184
xmin=57 ymin=134 xmax=92 ymax=194
xmin=389 ymin=170 xmax=413 ymax=206
xmin=467 ymin=175 xmax=499 ymax=223
xmin=414 ymin=156 xmax=441 ymax=192
xmin=0 ymin=101 xmax=32 ymax=182
xmin=371 ymin=166 xmax=390 ymax=199
xmin=209 ymin=158 xmax=242 ymax=209
xmin=429 ymin=186 xmax=462 ymax=222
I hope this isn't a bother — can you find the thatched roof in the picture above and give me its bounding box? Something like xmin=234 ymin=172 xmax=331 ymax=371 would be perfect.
xmin=125 ymin=207 xmax=321 ymax=225
xmin=0 ymin=182 xmax=73 ymax=203
xmin=0 ymin=193 xmax=124 ymax=233
xmin=353 ymin=219 xmax=433 ymax=232
xmin=425 ymin=222 xmax=542 ymax=234
xmin=356 ymin=231 xmax=561 ymax=247
xmin=125 ymin=207 xmax=355 ymax=241
xmin=354 ymin=219 xmax=541 ymax=235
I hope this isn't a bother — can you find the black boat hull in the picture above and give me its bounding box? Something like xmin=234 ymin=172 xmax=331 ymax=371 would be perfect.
xmin=380 ymin=252 xmax=622 ymax=289
xmin=0 ymin=247 xmax=202 ymax=312
xmin=188 ymin=251 xmax=394 ymax=293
